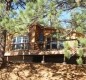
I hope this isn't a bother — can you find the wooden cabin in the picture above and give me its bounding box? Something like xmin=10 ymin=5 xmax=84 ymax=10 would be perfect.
xmin=1 ymin=23 xmax=85 ymax=63
xmin=3 ymin=23 xmax=85 ymax=61
xmin=4 ymin=23 xmax=58 ymax=56
xmin=29 ymin=23 xmax=56 ymax=50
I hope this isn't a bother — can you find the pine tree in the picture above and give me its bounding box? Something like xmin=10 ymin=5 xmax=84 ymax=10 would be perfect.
xmin=71 ymin=10 xmax=86 ymax=33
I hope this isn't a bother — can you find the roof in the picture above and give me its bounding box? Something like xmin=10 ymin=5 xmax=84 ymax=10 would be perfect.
xmin=29 ymin=22 xmax=65 ymax=33
xmin=69 ymin=31 xmax=84 ymax=37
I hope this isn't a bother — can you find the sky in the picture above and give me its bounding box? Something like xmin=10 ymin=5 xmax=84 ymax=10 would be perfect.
xmin=59 ymin=11 xmax=71 ymax=28
xmin=59 ymin=7 xmax=84 ymax=28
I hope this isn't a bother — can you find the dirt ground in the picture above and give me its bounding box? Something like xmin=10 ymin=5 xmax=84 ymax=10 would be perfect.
xmin=0 ymin=63 xmax=86 ymax=80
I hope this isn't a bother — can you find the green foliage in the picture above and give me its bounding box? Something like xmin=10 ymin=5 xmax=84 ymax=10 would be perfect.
xmin=0 ymin=0 xmax=63 ymax=36
xmin=13 ymin=0 xmax=17 ymax=3
xmin=76 ymin=48 xmax=84 ymax=65
xmin=63 ymin=41 xmax=71 ymax=62
xmin=76 ymin=27 xmax=84 ymax=33
xmin=76 ymin=57 xmax=83 ymax=65
xmin=64 ymin=49 xmax=71 ymax=59
xmin=63 ymin=42 xmax=70 ymax=50
xmin=74 ymin=41 xmax=78 ymax=48
xmin=71 ymin=11 xmax=86 ymax=33
xmin=77 ymin=48 xmax=84 ymax=57
xmin=20 ymin=0 xmax=47 ymax=24
xmin=79 ymin=38 xmax=86 ymax=47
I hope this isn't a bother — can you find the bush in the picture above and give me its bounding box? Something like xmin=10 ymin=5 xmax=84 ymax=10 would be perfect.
xmin=77 ymin=48 xmax=84 ymax=57
xmin=63 ymin=42 xmax=71 ymax=63
xmin=64 ymin=49 xmax=71 ymax=59
xmin=76 ymin=57 xmax=83 ymax=65
xmin=63 ymin=42 xmax=70 ymax=50
xmin=79 ymin=38 xmax=86 ymax=47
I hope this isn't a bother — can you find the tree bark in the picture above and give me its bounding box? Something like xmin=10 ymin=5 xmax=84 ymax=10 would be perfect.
xmin=1 ymin=30 xmax=7 ymax=67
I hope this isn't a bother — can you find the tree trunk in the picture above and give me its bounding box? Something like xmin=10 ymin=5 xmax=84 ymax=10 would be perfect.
xmin=1 ymin=30 xmax=7 ymax=67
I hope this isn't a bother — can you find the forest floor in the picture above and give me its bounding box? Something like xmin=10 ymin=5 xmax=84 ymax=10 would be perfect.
xmin=0 ymin=63 xmax=86 ymax=80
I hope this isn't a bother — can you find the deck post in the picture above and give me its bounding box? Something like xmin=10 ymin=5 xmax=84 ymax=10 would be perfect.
xmin=63 ymin=54 xmax=66 ymax=64
xmin=7 ymin=56 xmax=9 ymax=62
xmin=57 ymin=41 xmax=58 ymax=49
xmin=41 ymin=36 xmax=46 ymax=63
xmin=50 ymin=37 xmax=52 ymax=50
xmin=41 ymin=55 xmax=45 ymax=64
xmin=23 ymin=52 xmax=25 ymax=62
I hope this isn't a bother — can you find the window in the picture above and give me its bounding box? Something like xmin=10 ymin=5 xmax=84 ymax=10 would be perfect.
xmin=46 ymin=37 xmax=57 ymax=49
xmin=12 ymin=36 xmax=29 ymax=50
xmin=58 ymin=41 xmax=64 ymax=49
xmin=46 ymin=37 xmax=51 ymax=49
xmin=39 ymin=33 xmax=44 ymax=42
xmin=51 ymin=38 xmax=57 ymax=49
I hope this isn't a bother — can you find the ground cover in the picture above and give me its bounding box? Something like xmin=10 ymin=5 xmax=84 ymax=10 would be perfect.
xmin=0 ymin=63 xmax=86 ymax=80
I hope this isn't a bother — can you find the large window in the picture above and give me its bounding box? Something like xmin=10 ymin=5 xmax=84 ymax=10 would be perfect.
xmin=46 ymin=37 xmax=64 ymax=49
xmin=46 ymin=37 xmax=57 ymax=49
xmin=12 ymin=36 xmax=29 ymax=50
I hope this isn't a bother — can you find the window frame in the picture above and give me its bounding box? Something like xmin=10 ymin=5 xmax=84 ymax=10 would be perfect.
xmin=11 ymin=36 xmax=29 ymax=50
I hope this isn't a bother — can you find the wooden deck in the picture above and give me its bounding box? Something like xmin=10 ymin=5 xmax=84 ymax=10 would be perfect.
xmin=4 ymin=48 xmax=86 ymax=64
xmin=4 ymin=47 xmax=86 ymax=57
xmin=4 ymin=49 xmax=64 ymax=56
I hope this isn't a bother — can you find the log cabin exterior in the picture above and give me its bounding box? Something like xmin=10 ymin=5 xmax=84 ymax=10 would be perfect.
xmin=4 ymin=23 xmax=57 ymax=56
xmin=4 ymin=23 xmax=85 ymax=56
xmin=0 ymin=23 xmax=85 ymax=62
xmin=29 ymin=23 xmax=57 ymax=50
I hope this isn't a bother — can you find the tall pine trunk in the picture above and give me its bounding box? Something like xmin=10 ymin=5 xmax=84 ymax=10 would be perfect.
xmin=1 ymin=30 xmax=7 ymax=67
